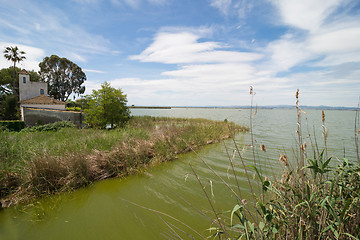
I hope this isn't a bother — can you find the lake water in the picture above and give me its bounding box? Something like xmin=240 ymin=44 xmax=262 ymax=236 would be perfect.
xmin=0 ymin=108 xmax=358 ymax=239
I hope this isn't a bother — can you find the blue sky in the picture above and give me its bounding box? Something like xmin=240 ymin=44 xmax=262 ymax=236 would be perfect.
xmin=0 ymin=0 xmax=359 ymax=107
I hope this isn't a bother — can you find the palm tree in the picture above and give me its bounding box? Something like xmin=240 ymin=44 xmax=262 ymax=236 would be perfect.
xmin=3 ymin=46 xmax=26 ymax=96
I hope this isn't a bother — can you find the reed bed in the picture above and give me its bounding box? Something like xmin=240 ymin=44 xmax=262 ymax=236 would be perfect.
xmin=202 ymin=89 xmax=360 ymax=239
xmin=0 ymin=116 xmax=247 ymax=208
xmin=159 ymin=89 xmax=360 ymax=240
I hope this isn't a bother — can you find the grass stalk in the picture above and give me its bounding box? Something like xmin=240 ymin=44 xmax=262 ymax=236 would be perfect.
xmin=188 ymin=88 xmax=360 ymax=239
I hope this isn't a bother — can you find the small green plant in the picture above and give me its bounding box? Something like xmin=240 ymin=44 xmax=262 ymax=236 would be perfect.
xmin=66 ymin=106 xmax=81 ymax=112
xmin=0 ymin=120 xmax=25 ymax=131
xmin=21 ymin=121 xmax=75 ymax=132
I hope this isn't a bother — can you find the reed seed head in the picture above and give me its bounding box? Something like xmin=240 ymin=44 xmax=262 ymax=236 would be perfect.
xmin=250 ymin=86 xmax=253 ymax=95
xmin=296 ymin=89 xmax=299 ymax=99
xmin=279 ymin=154 xmax=289 ymax=167
xmin=322 ymin=110 xmax=325 ymax=123
xmin=260 ymin=144 xmax=266 ymax=152
xmin=301 ymin=142 xmax=306 ymax=151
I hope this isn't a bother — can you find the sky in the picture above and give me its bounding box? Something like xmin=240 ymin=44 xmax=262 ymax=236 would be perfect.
xmin=0 ymin=0 xmax=359 ymax=107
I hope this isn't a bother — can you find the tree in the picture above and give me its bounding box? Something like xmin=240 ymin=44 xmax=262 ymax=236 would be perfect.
xmin=3 ymin=46 xmax=26 ymax=96
xmin=1 ymin=95 xmax=19 ymax=120
xmin=84 ymin=82 xmax=130 ymax=128
xmin=39 ymin=55 xmax=86 ymax=101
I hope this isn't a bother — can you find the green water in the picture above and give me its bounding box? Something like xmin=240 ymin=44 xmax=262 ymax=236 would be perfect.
xmin=0 ymin=108 xmax=357 ymax=239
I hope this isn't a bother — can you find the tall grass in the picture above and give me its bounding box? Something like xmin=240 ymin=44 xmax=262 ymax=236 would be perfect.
xmin=202 ymin=89 xmax=360 ymax=239
xmin=159 ymin=89 xmax=360 ymax=239
xmin=0 ymin=116 xmax=247 ymax=208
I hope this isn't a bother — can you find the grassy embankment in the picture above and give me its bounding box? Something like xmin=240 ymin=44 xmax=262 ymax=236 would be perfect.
xmin=0 ymin=116 xmax=247 ymax=207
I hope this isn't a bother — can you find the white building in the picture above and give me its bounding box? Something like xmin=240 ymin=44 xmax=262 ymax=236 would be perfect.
xmin=19 ymin=70 xmax=48 ymax=102
xmin=19 ymin=70 xmax=66 ymax=121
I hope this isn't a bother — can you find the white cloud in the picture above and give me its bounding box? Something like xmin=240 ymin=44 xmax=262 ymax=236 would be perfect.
xmin=271 ymin=0 xmax=345 ymax=32
xmin=162 ymin=63 xmax=256 ymax=84
xmin=83 ymin=80 xmax=102 ymax=95
xmin=67 ymin=53 xmax=87 ymax=63
xmin=130 ymin=31 xmax=262 ymax=64
xmin=262 ymin=34 xmax=315 ymax=72
xmin=0 ymin=42 xmax=45 ymax=71
xmin=210 ymin=0 xmax=232 ymax=15
xmin=0 ymin=1 xmax=113 ymax=56
xmin=72 ymin=0 xmax=100 ymax=4
xmin=235 ymin=0 xmax=254 ymax=19
xmin=124 ymin=0 xmax=141 ymax=8
xmin=308 ymin=27 xmax=360 ymax=54
xmin=83 ymin=69 xmax=107 ymax=74
xmin=261 ymin=9 xmax=360 ymax=71
xmin=147 ymin=0 xmax=168 ymax=5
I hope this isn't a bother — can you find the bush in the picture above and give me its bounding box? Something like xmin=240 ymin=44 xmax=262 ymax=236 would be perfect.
xmin=66 ymin=106 xmax=81 ymax=112
xmin=0 ymin=120 xmax=25 ymax=131
xmin=1 ymin=94 xmax=19 ymax=120
xmin=21 ymin=121 xmax=75 ymax=132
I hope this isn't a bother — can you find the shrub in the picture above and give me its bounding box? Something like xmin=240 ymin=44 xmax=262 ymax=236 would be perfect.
xmin=1 ymin=94 xmax=19 ymax=120
xmin=66 ymin=106 xmax=81 ymax=112
xmin=0 ymin=120 xmax=25 ymax=131
xmin=21 ymin=121 xmax=75 ymax=132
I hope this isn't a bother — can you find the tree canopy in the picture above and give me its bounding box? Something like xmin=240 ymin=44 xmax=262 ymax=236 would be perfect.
xmin=3 ymin=46 xmax=26 ymax=96
xmin=84 ymin=82 xmax=130 ymax=128
xmin=1 ymin=95 xmax=19 ymax=120
xmin=39 ymin=55 xmax=86 ymax=102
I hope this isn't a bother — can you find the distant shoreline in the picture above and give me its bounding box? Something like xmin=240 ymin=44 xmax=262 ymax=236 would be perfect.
xmin=130 ymin=105 xmax=359 ymax=111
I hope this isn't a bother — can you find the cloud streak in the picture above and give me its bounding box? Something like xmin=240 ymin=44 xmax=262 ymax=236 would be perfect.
xmin=130 ymin=31 xmax=262 ymax=64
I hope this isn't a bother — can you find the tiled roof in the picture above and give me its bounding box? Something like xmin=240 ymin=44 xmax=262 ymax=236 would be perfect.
xmin=20 ymin=95 xmax=66 ymax=105
xmin=19 ymin=69 xmax=29 ymax=75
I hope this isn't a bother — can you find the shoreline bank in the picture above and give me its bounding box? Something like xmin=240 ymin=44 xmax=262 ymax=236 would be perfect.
xmin=0 ymin=116 xmax=247 ymax=208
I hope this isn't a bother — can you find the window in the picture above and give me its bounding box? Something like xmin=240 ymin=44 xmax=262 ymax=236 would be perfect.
xmin=40 ymin=89 xmax=44 ymax=95
xmin=23 ymin=77 xmax=26 ymax=83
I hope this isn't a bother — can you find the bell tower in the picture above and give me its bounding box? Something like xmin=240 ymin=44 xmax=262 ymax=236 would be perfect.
xmin=18 ymin=69 xmax=48 ymax=102
xmin=19 ymin=69 xmax=30 ymax=101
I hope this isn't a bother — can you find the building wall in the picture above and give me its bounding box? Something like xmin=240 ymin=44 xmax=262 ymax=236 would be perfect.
xmin=19 ymin=73 xmax=48 ymax=101
xmin=21 ymin=104 xmax=66 ymax=111
xmin=22 ymin=107 xmax=83 ymax=127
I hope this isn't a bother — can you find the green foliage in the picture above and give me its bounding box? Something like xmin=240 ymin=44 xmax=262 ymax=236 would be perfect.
xmin=1 ymin=94 xmax=20 ymax=120
xmin=39 ymin=55 xmax=86 ymax=101
xmin=0 ymin=67 xmax=14 ymax=88
xmin=66 ymin=99 xmax=82 ymax=111
xmin=307 ymin=150 xmax=332 ymax=179
xmin=66 ymin=106 xmax=81 ymax=112
xmin=0 ymin=120 xmax=25 ymax=131
xmin=84 ymin=82 xmax=130 ymax=129
xmin=21 ymin=121 xmax=75 ymax=132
